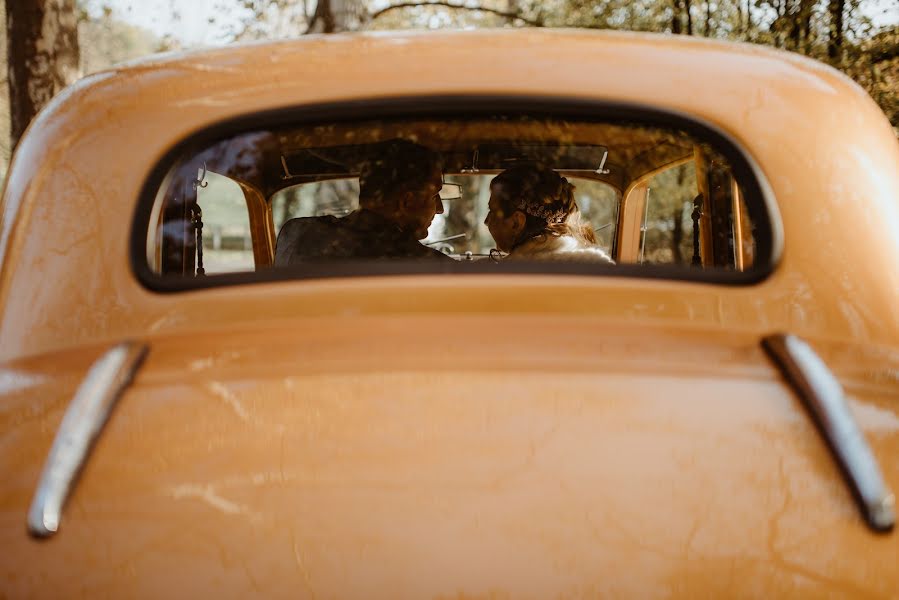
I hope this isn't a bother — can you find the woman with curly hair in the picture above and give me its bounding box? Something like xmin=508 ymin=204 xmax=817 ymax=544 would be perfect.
xmin=484 ymin=164 xmax=614 ymax=263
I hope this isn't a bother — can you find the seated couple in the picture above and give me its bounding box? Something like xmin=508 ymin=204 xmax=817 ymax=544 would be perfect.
xmin=274 ymin=140 xmax=613 ymax=265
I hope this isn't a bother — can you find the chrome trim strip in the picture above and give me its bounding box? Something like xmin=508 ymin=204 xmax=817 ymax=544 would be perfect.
xmin=763 ymin=333 xmax=895 ymax=532
xmin=27 ymin=341 xmax=148 ymax=538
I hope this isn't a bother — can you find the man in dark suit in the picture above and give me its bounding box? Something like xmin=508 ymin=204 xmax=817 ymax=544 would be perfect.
xmin=274 ymin=140 xmax=448 ymax=264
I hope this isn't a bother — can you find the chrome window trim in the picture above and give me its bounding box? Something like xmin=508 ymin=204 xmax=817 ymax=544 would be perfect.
xmin=27 ymin=341 xmax=148 ymax=538
xmin=763 ymin=333 xmax=895 ymax=533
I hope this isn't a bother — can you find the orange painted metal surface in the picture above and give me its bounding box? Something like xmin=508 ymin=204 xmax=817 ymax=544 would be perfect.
xmin=2 ymin=320 xmax=899 ymax=597
xmin=1 ymin=30 xmax=899 ymax=596
xmin=1 ymin=30 xmax=898 ymax=359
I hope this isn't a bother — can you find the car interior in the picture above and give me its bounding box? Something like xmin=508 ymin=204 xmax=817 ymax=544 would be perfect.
xmin=144 ymin=114 xmax=762 ymax=280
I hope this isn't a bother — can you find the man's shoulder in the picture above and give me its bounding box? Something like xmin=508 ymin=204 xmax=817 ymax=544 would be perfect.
xmin=275 ymin=215 xmax=354 ymax=264
xmin=280 ymin=214 xmax=342 ymax=233
xmin=279 ymin=211 xmax=378 ymax=237
xmin=275 ymin=211 xmax=450 ymax=263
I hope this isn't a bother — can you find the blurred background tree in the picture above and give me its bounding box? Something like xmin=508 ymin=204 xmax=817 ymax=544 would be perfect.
xmin=4 ymin=0 xmax=79 ymax=154
xmin=2 ymin=0 xmax=897 ymax=181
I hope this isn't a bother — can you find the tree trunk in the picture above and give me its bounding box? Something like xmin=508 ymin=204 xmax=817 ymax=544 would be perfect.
xmin=704 ymin=1 xmax=712 ymax=36
xmin=827 ymin=0 xmax=845 ymax=62
xmin=672 ymin=0 xmax=683 ymax=34
xmin=307 ymin=0 xmax=363 ymax=33
xmin=744 ymin=0 xmax=752 ymax=40
xmin=786 ymin=0 xmax=814 ymax=53
xmin=506 ymin=0 xmax=520 ymax=26
xmin=5 ymin=0 xmax=80 ymax=151
xmin=671 ymin=206 xmax=683 ymax=264
xmin=684 ymin=0 xmax=693 ymax=35
xmin=801 ymin=0 xmax=813 ymax=53
xmin=770 ymin=0 xmax=787 ymax=48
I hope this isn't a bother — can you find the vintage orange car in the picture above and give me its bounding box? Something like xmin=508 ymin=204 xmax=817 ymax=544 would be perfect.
xmin=1 ymin=29 xmax=899 ymax=597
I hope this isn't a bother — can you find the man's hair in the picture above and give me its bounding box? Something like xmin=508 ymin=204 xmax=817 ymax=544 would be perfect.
xmin=358 ymin=139 xmax=442 ymax=205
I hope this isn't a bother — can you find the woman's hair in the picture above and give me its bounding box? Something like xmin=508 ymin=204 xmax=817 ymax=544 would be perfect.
xmin=491 ymin=164 xmax=596 ymax=248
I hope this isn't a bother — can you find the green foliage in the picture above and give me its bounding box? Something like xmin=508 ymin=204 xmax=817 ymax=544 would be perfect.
xmin=73 ymin=1 xmax=899 ymax=129
xmin=2 ymin=0 xmax=896 ymax=186
xmin=364 ymin=0 xmax=898 ymax=128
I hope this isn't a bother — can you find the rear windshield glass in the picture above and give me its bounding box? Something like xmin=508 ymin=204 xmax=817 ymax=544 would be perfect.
xmin=139 ymin=111 xmax=774 ymax=287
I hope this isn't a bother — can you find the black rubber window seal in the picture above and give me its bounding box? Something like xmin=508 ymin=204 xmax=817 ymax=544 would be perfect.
xmin=130 ymin=95 xmax=782 ymax=293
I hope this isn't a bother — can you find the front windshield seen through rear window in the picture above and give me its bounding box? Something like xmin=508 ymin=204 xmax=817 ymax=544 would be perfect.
xmin=143 ymin=113 xmax=767 ymax=284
